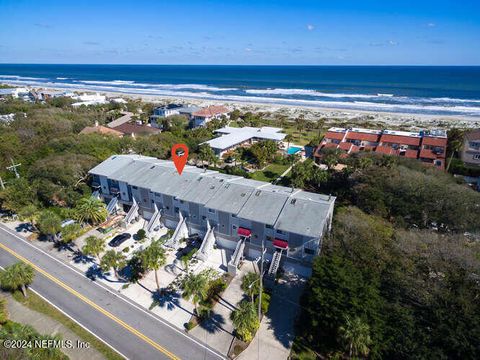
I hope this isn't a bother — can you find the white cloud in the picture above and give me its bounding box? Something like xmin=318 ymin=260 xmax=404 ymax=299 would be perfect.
xmin=306 ymin=24 xmax=315 ymax=31
xmin=427 ymin=23 xmax=436 ymax=27
xmin=388 ymin=40 xmax=398 ymax=46
xmin=244 ymin=47 xmax=252 ymax=52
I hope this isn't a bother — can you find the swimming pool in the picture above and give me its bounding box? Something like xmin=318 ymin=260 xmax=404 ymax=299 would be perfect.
xmin=287 ymin=146 xmax=303 ymax=155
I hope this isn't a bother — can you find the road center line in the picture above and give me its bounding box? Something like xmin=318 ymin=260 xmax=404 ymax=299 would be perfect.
xmin=0 ymin=241 xmax=180 ymax=360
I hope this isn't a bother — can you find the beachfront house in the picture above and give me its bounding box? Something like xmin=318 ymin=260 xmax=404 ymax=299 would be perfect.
xmin=0 ymin=87 xmax=30 ymax=99
xmin=89 ymin=155 xmax=335 ymax=273
xmin=203 ymin=126 xmax=287 ymax=157
xmin=461 ymin=129 xmax=480 ymax=167
xmin=149 ymin=104 xmax=200 ymax=128
xmin=72 ymin=93 xmax=107 ymax=107
xmin=191 ymin=105 xmax=230 ymax=127
xmin=315 ymin=127 xmax=447 ymax=169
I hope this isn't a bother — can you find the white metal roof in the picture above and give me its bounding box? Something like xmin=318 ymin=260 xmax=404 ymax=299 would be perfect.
xmin=204 ymin=126 xmax=286 ymax=151
xmin=89 ymin=155 xmax=335 ymax=237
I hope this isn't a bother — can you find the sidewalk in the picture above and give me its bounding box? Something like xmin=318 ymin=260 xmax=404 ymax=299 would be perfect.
xmin=190 ymin=261 xmax=255 ymax=355
xmin=4 ymin=293 xmax=105 ymax=360
xmin=238 ymin=272 xmax=306 ymax=360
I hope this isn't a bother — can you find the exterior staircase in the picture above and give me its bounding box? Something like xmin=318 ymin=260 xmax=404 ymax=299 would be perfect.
xmin=227 ymin=237 xmax=246 ymax=276
xmin=267 ymin=248 xmax=284 ymax=278
xmin=196 ymin=220 xmax=216 ymax=262
xmin=124 ymin=198 xmax=139 ymax=225
xmin=106 ymin=196 xmax=119 ymax=215
xmin=165 ymin=212 xmax=188 ymax=249
xmin=145 ymin=203 xmax=161 ymax=234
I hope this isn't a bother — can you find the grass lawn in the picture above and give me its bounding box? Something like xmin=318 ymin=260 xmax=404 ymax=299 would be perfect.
xmin=250 ymin=163 xmax=291 ymax=182
xmin=12 ymin=290 xmax=124 ymax=360
xmin=284 ymin=127 xmax=322 ymax=146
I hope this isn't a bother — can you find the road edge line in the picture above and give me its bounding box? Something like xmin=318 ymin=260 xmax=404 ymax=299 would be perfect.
xmin=0 ymin=223 xmax=226 ymax=359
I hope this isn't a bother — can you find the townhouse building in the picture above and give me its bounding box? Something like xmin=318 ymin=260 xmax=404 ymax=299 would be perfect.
xmin=89 ymin=155 xmax=335 ymax=268
xmin=315 ymin=127 xmax=447 ymax=169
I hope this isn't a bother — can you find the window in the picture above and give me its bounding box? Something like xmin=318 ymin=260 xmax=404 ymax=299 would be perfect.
xmin=202 ymin=215 xmax=207 ymax=220
xmin=132 ymin=186 xmax=138 ymax=190
xmin=474 ymin=154 xmax=480 ymax=160
xmin=208 ymin=208 xmax=215 ymax=213
xmin=276 ymin=229 xmax=286 ymax=235
xmin=174 ymin=207 xmax=179 ymax=213
xmin=232 ymin=225 xmax=237 ymax=229
xmin=266 ymin=236 xmax=273 ymax=241
xmin=265 ymin=224 xmax=273 ymax=229
xmin=231 ymin=214 xmax=237 ymax=218
xmin=166 ymin=206 xmax=170 ymax=210
xmin=180 ymin=200 xmax=184 ymax=204
xmin=304 ymin=248 xmax=315 ymax=255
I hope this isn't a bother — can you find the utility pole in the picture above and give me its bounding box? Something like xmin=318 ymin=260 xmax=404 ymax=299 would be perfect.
xmin=258 ymin=237 xmax=265 ymax=360
xmin=6 ymin=158 xmax=21 ymax=178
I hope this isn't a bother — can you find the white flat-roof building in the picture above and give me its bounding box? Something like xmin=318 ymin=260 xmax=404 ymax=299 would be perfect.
xmin=0 ymin=87 xmax=30 ymax=98
xmin=203 ymin=126 xmax=287 ymax=157
xmin=72 ymin=93 xmax=107 ymax=107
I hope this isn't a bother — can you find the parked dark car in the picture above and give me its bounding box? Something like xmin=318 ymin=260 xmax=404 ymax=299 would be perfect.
xmin=108 ymin=233 xmax=131 ymax=247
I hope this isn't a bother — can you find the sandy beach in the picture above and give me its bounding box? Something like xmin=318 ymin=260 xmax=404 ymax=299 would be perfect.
xmin=105 ymin=89 xmax=480 ymax=130
xmin=4 ymin=81 xmax=480 ymax=130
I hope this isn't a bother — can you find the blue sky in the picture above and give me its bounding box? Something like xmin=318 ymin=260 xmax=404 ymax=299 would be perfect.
xmin=0 ymin=0 xmax=479 ymax=65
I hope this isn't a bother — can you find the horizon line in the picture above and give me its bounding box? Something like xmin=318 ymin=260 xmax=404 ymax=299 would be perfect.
xmin=1 ymin=63 xmax=480 ymax=67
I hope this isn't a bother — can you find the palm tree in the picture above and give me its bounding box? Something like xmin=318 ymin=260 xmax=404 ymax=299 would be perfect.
xmin=198 ymin=144 xmax=216 ymax=169
xmin=140 ymin=240 xmax=166 ymax=291
xmin=37 ymin=210 xmax=62 ymax=242
xmin=295 ymin=115 xmax=306 ymax=133
xmin=0 ymin=262 xmax=35 ymax=298
xmin=241 ymin=272 xmax=260 ymax=302
xmin=231 ymin=300 xmax=259 ymax=342
xmin=74 ymin=197 xmax=108 ymax=225
xmin=284 ymin=134 xmax=294 ymax=151
xmin=82 ymin=236 xmax=106 ymax=263
xmin=339 ymin=316 xmax=372 ymax=358
xmin=0 ymin=296 xmax=8 ymax=324
xmin=181 ymin=270 xmax=211 ymax=316
xmin=446 ymin=136 xmax=463 ymax=172
xmin=100 ymin=250 xmax=126 ymax=279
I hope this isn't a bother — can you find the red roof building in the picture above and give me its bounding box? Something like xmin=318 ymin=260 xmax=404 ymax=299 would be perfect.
xmin=315 ymin=127 xmax=447 ymax=170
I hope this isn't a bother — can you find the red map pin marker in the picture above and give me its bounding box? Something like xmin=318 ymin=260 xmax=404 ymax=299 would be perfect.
xmin=172 ymin=143 xmax=189 ymax=175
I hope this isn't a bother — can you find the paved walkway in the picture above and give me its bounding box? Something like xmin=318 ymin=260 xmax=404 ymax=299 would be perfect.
xmin=239 ymin=272 xmax=306 ymax=360
xmin=3 ymin=292 xmax=105 ymax=360
xmin=190 ymin=261 xmax=255 ymax=355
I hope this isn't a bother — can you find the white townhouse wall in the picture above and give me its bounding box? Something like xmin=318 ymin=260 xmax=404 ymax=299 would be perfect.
xmin=89 ymin=155 xmax=335 ymax=265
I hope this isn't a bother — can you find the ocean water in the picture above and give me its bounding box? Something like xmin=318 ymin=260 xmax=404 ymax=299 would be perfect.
xmin=1 ymin=64 xmax=480 ymax=116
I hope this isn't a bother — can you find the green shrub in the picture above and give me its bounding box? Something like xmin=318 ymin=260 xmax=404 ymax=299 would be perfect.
xmin=255 ymin=291 xmax=271 ymax=315
xmin=184 ymin=321 xmax=195 ymax=331
xmin=136 ymin=229 xmax=146 ymax=241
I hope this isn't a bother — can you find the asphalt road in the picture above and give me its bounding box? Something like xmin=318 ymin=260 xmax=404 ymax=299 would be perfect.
xmin=0 ymin=224 xmax=225 ymax=360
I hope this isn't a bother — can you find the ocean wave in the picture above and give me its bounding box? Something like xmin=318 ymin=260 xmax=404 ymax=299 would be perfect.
xmin=0 ymin=75 xmax=47 ymax=81
xmin=1 ymin=76 xmax=480 ymax=116
xmin=77 ymin=79 xmax=237 ymax=92
xmin=245 ymin=88 xmax=381 ymax=98
xmin=79 ymin=80 xmax=136 ymax=85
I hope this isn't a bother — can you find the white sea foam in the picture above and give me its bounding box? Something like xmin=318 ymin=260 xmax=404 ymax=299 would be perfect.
xmin=1 ymin=75 xmax=480 ymax=116
xmin=0 ymin=75 xmax=47 ymax=81
xmin=77 ymin=79 xmax=237 ymax=92
xmin=245 ymin=88 xmax=385 ymax=99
